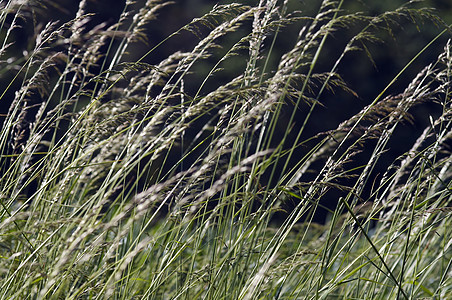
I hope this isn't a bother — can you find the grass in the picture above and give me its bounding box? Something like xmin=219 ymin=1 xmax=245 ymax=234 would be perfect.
xmin=0 ymin=0 xmax=451 ymax=298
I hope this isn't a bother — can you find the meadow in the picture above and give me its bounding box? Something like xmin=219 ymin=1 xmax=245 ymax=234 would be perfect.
xmin=0 ymin=0 xmax=451 ymax=298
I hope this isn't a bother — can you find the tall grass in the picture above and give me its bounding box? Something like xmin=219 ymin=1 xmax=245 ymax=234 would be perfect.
xmin=0 ymin=0 xmax=451 ymax=298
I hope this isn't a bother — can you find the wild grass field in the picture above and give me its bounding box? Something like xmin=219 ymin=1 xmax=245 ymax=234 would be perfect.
xmin=0 ymin=0 xmax=451 ymax=298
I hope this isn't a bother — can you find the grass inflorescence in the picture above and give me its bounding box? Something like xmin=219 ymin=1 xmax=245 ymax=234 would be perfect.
xmin=0 ymin=0 xmax=451 ymax=298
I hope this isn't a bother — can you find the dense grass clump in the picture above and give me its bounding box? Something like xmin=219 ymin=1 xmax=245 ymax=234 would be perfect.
xmin=0 ymin=0 xmax=451 ymax=298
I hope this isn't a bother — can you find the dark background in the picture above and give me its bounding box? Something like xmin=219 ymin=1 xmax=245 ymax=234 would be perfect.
xmin=1 ymin=0 xmax=450 ymax=222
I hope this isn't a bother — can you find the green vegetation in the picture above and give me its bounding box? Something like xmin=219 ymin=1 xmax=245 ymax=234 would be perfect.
xmin=0 ymin=0 xmax=451 ymax=298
